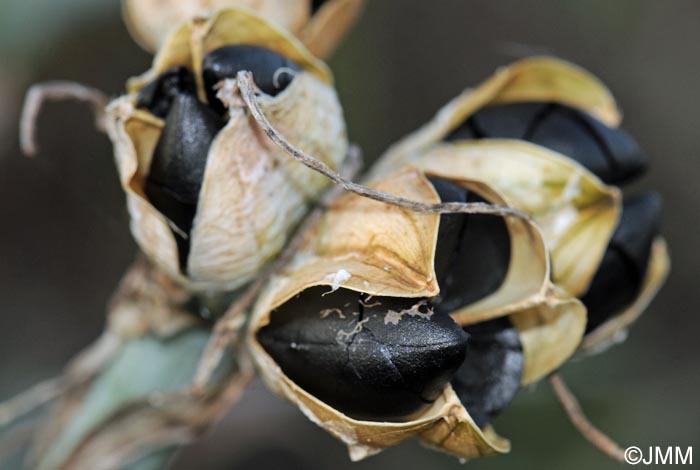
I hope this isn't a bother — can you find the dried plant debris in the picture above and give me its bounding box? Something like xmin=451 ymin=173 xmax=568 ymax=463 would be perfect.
xmin=444 ymin=102 xmax=647 ymax=185
xmin=581 ymin=191 xmax=662 ymax=333
xmin=451 ymin=317 xmax=524 ymax=428
xmin=259 ymin=287 xmax=468 ymax=421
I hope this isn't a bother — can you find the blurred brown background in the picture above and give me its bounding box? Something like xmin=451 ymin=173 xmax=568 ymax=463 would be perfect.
xmin=1 ymin=1 xmax=698 ymax=469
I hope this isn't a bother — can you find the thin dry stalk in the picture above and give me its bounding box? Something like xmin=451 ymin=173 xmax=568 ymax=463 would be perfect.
xmin=234 ymin=72 xmax=531 ymax=221
xmin=0 ymin=377 xmax=66 ymax=430
xmin=193 ymin=146 xmax=364 ymax=391
xmin=20 ymin=81 xmax=109 ymax=157
xmin=549 ymin=373 xmax=625 ymax=462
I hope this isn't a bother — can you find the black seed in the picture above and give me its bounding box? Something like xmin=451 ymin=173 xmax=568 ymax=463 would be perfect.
xmin=427 ymin=177 xmax=511 ymax=314
xmin=136 ymin=66 xmax=197 ymax=119
xmin=145 ymin=93 xmax=225 ymax=272
xmin=451 ymin=317 xmax=524 ymax=428
xmin=445 ymin=102 xmax=648 ymax=185
xmin=472 ymin=102 xmax=550 ymax=140
xmin=574 ymin=109 xmax=648 ymax=185
xmin=582 ymin=191 xmax=662 ymax=333
xmin=258 ymin=287 xmax=469 ymax=421
xmin=202 ymin=45 xmax=302 ymax=114
xmin=428 ymin=177 xmax=468 ymax=283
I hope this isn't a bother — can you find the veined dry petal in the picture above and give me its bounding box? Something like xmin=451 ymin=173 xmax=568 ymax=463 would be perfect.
xmin=510 ymin=290 xmax=586 ymax=384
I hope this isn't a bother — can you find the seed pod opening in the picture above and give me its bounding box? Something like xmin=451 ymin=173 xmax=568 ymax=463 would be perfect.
xmin=106 ymin=9 xmax=347 ymax=290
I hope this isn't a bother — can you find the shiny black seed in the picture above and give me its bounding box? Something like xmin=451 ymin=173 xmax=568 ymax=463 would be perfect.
xmin=202 ymin=45 xmax=302 ymax=114
xmin=451 ymin=317 xmax=524 ymax=428
xmin=136 ymin=66 xmax=197 ymax=119
xmin=427 ymin=177 xmax=511 ymax=314
xmin=428 ymin=177 xmax=468 ymax=283
xmin=582 ymin=191 xmax=662 ymax=333
xmin=445 ymin=102 xmax=648 ymax=185
xmin=145 ymin=93 xmax=225 ymax=272
xmin=472 ymin=103 xmax=549 ymax=139
xmin=258 ymin=287 xmax=469 ymax=421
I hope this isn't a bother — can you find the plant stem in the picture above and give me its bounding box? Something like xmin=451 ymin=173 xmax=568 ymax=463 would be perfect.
xmin=20 ymin=81 xmax=108 ymax=157
xmin=549 ymin=373 xmax=625 ymax=462
xmin=234 ymin=72 xmax=531 ymax=221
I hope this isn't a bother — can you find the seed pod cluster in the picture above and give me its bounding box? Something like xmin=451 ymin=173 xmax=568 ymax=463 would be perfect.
xmin=250 ymin=167 xmax=586 ymax=459
xmin=105 ymin=9 xmax=348 ymax=291
xmin=122 ymin=0 xmax=365 ymax=58
xmin=373 ymin=57 xmax=669 ymax=352
xmin=248 ymin=58 xmax=668 ymax=460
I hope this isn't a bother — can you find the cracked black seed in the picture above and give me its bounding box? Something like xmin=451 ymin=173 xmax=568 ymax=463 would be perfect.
xmin=258 ymin=287 xmax=468 ymax=421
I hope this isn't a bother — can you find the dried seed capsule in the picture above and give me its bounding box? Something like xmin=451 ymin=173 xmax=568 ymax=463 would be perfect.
xmin=258 ymin=177 xmax=511 ymax=421
xmin=258 ymin=287 xmax=468 ymax=421
xmin=136 ymin=66 xmax=197 ymax=119
xmin=203 ymin=45 xmax=302 ymax=114
xmin=108 ymin=9 xmax=347 ymax=289
xmin=144 ymin=93 xmax=225 ymax=271
xmin=445 ymin=102 xmax=648 ymax=185
xmin=451 ymin=317 xmax=524 ymax=428
xmin=249 ymin=169 xmax=571 ymax=458
xmin=582 ymin=191 xmax=662 ymax=333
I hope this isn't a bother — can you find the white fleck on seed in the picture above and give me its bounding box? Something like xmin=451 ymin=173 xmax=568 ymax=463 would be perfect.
xmin=384 ymin=299 xmax=434 ymax=325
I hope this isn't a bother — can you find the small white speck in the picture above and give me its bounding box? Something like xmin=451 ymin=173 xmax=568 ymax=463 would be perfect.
xmin=321 ymin=269 xmax=352 ymax=295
